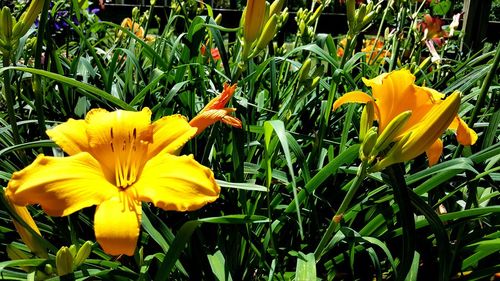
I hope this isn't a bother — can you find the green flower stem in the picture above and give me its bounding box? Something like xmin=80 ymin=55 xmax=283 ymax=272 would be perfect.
xmin=144 ymin=2 xmax=156 ymax=36
xmin=33 ymin=0 xmax=50 ymax=144
xmin=2 ymin=56 xmax=22 ymax=146
xmin=314 ymin=160 xmax=368 ymax=261
xmin=313 ymin=35 xmax=355 ymax=161
xmin=385 ymin=163 xmax=416 ymax=281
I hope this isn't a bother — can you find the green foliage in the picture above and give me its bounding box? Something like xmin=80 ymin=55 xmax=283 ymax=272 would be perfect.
xmin=0 ymin=0 xmax=498 ymax=280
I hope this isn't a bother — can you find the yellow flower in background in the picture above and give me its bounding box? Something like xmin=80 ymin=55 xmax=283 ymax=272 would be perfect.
xmin=190 ymin=83 xmax=242 ymax=134
xmin=333 ymin=69 xmax=477 ymax=168
xmin=6 ymin=108 xmax=220 ymax=256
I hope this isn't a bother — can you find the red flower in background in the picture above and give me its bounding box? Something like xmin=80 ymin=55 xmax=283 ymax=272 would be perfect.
xmin=201 ymin=45 xmax=221 ymax=61
xmin=419 ymin=14 xmax=448 ymax=46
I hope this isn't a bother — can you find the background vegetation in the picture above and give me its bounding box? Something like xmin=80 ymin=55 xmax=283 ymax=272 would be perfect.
xmin=0 ymin=0 xmax=498 ymax=280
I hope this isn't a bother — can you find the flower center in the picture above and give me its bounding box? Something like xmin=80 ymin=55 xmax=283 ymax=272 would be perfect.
xmin=110 ymin=127 xmax=149 ymax=189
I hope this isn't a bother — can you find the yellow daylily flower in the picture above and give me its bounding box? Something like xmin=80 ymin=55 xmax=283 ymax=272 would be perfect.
xmin=190 ymin=83 xmax=242 ymax=135
xmin=333 ymin=69 xmax=477 ymax=167
xmin=6 ymin=108 xmax=220 ymax=256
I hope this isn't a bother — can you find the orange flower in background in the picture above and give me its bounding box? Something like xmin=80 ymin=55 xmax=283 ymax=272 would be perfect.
xmin=337 ymin=37 xmax=347 ymax=57
xmin=190 ymin=83 xmax=242 ymax=134
xmin=6 ymin=108 xmax=220 ymax=256
xmin=361 ymin=38 xmax=391 ymax=64
xmin=119 ymin=18 xmax=145 ymax=39
xmin=333 ymin=69 xmax=477 ymax=168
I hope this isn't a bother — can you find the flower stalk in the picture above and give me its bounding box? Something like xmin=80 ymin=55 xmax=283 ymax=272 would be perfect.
xmin=33 ymin=0 xmax=51 ymax=147
xmin=314 ymin=160 xmax=368 ymax=260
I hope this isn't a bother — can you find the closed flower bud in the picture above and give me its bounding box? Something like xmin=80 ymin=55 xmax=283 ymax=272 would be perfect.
xmin=11 ymin=20 xmax=24 ymax=40
xmin=360 ymin=127 xmax=378 ymax=162
xmin=0 ymin=7 xmax=14 ymax=41
xmin=396 ymin=92 xmax=460 ymax=162
xmin=44 ymin=263 xmax=54 ymax=275
xmin=346 ymin=0 xmax=356 ymax=31
xmin=69 ymin=245 xmax=77 ymax=258
xmin=371 ymin=110 xmax=412 ymax=157
xmin=254 ymin=14 xmax=278 ymax=51
xmin=371 ymin=132 xmax=412 ymax=171
xmin=359 ymin=101 xmax=375 ymax=141
xmin=306 ymin=4 xmax=323 ymax=25
xmin=298 ymin=58 xmax=311 ymax=82
xmin=414 ymin=57 xmax=431 ymax=74
xmin=243 ymin=0 xmax=266 ymax=44
xmin=281 ymin=8 xmax=289 ymax=23
xmin=270 ymin=0 xmax=285 ymax=16
xmin=132 ymin=7 xmax=140 ymax=19
xmin=308 ymin=76 xmax=321 ymax=90
xmin=17 ymin=0 xmax=46 ymax=40
xmin=215 ymin=13 xmax=222 ymax=25
xmin=56 ymin=246 xmax=74 ymax=276
xmin=74 ymin=241 xmax=93 ymax=268
xmin=355 ymin=5 xmax=367 ymax=28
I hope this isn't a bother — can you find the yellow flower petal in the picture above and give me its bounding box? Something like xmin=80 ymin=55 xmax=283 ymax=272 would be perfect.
xmin=361 ymin=72 xmax=389 ymax=87
xmin=449 ymin=116 xmax=478 ymax=146
xmin=397 ymin=85 xmax=442 ymax=135
xmin=332 ymin=91 xmax=374 ymax=111
xmin=94 ymin=193 xmax=141 ymax=256
xmin=148 ymin=114 xmax=197 ymax=158
xmin=46 ymin=119 xmax=89 ymax=155
xmin=85 ymin=108 xmax=153 ymax=174
xmin=400 ymin=92 xmax=460 ymax=162
xmin=366 ymin=70 xmax=417 ymax=131
xmin=6 ymin=153 xmax=118 ymax=216
xmin=86 ymin=108 xmax=153 ymax=150
xmin=134 ymin=153 xmax=220 ymax=212
xmin=426 ymin=138 xmax=443 ymax=166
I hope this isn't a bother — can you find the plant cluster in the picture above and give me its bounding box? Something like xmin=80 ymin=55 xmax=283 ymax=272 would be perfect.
xmin=0 ymin=0 xmax=498 ymax=280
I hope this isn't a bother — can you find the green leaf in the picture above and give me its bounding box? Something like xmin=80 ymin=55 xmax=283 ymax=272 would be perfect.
xmin=285 ymin=144 xmax=360 ymax=214
xmin=404 ymin=251 xmax=420 ymax=281
xmin=264 ymin=120 xmax=303 ymax=238
xmin=0 ymin=259 xmax=46 ymax=271
xmin=0 ymin=67 xmax=134 ymax=110
xmin=431 ymin=0 xmax=452 ymax=16
xmin=216 ymin=180 xmax=268 ymax=192
xmin=208 ymin=250 xmax=233 ymax=281
xmin=295 ymin=252 xmax=316 ymax=280
xmin=153 ymin=215 xmax=268 ymax=280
